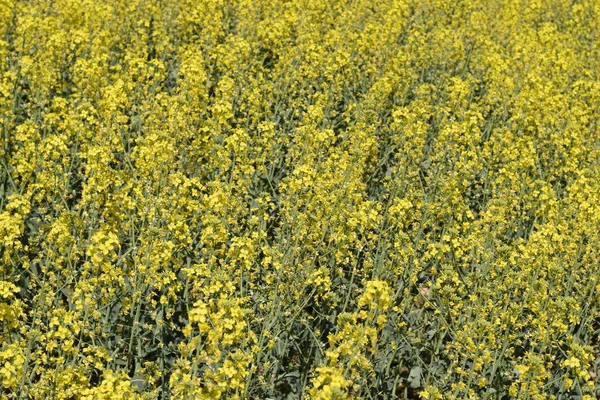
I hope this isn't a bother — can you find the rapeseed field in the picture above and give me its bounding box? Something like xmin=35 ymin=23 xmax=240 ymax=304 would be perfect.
xmin=1 ymin=0 xmax=599 ymax=398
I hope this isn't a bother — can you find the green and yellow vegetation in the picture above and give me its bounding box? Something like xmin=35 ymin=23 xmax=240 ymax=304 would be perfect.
xmin=1 ymin=0 xmax=600 ymax=398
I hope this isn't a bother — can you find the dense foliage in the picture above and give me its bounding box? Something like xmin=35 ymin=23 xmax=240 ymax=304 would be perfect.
xmin=1 ymin=0 xmax=600 ymax=398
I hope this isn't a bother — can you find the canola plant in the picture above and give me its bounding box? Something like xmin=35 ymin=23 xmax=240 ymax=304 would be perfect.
xmin=0 ymin=0 xmax=599 ymax=398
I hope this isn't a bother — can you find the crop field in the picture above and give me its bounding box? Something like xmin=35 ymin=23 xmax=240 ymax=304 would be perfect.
xmin=1 ymin=0 xmax=600 ymax=398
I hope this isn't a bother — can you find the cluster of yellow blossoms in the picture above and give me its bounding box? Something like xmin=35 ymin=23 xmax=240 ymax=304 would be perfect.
xmin=1 ymin=0 xmax=600 ymax=398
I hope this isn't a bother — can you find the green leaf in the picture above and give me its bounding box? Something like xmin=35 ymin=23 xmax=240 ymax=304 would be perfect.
xmin=407 ymin=366 xmax=422 ymax=389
